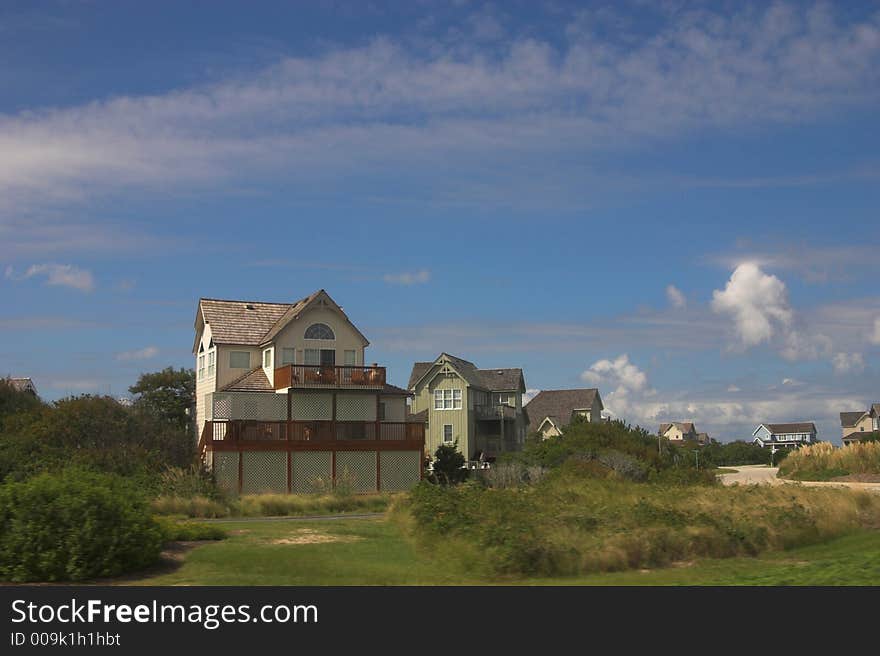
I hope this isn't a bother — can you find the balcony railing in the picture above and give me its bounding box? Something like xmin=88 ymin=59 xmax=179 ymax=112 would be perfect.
xmin=274 ymin=364 xmax=386 ymax=390
xmin=203 ymin=419 xmax=424 ymax=446
xmin=474 ymin=404 xmax=517 ymax=421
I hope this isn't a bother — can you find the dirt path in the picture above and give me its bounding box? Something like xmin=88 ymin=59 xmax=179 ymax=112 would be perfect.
xmin=197 ymin=512 xmax=384 ymax=523
xmin=719 ymin=464 xmax=880 ymax=493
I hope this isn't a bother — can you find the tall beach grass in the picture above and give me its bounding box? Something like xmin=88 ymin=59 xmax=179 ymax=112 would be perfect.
xmin=779 ymin=441 xmax=880 ymax=480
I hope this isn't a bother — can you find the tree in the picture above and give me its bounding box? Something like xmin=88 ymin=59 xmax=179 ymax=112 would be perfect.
xmin=431 ymin=442 xmax=467 ymax=485
xmin=129 ymin=367 xmax=195 ymax=436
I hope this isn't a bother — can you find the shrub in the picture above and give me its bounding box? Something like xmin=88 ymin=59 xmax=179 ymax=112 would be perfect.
xmin=0 ymin=470 xmax=164 ymax=582
xmin=156 ymin=517 xmax=227 ymax=541
xmin=429 ymin=443 xmax=467 ymax=485
xmin=779 ymin=442 xmax=880 ymax=480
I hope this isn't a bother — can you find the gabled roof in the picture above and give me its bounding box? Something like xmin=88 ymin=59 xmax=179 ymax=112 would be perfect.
xmin=524 ymin=389 xmax=602 ymax=432
xmin=407 ymin=353 xmax=524 ymax=392
xmin=659 ymin=422 xmax=696 ymax=436
xmin=757 ymin=422 xmax=817 ymax=435
xmin=195 ymin=289 xmax=368 ymax=349
xmin=840 ymin=411 xmax=866 ymax=427
xmin=219 ymin=367 xmax=274 ymax=392
xmin=5 ymin=377 xmax=37 ymax=395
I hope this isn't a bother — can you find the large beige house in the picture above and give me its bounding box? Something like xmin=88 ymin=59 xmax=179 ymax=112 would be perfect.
xmin=524 ymin=388 xmax=604 ymax=439
xmin=193 ymin=289 xmax=424 ymax=494
xmin=407 ymin=353 xmax=526 ymax=461
xmin=840 ymin=404 xmax=880 ymax=445
xmin=658 ymin=422 xmax=697 ymax=443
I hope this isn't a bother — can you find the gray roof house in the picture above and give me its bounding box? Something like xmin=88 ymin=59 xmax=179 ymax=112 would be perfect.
xmin=524 ymin=388 xmax=604 ymax=438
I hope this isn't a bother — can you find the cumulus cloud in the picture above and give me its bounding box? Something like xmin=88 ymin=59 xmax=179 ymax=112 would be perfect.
xmin=5 ymin=263 xmax=94 ymax=292
xmin=727 ymin=385 xmax=741 ymax=393
xmin=711 ymin=262 xmax=793 ymax=347
xmin=581 ymin=354 xmax=654 ymax=419
xmin=666 ymin=285 xmax=686 ymax=309
xmin=115 ymin=346 xmax=159 ymax=362
xmin=832 ymin=352 xmax=865 ymax=375
xmin=383 ymin=270 xmax=430 ymax=286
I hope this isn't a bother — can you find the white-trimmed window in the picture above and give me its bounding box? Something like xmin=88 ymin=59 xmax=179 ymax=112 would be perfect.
xmin=443 ymin=425 xmax=453 ymax=444
xmin=281 ymin=348 xmax=295 ymax=365
xmin=493 ymin=393 xmax=514 ymax=406
xmin=207 ymin=351 xmax=215 ymax=377
xmin=344 ymin=349 xmax=356 ymax=366
xmin=434 ymin=389 xmax=462 ymax=410
xmin=229 ymin=351 xmax=250 ymax=369
xmin=263 ymin=348 xmax=272 ymax=368
xmin=304 ymin=349 xmax=320 ymax=365
xmin=198 ymin=355 xmax=205 ymax=380
xmin=304 ymin=323 xmax=335 ymax=340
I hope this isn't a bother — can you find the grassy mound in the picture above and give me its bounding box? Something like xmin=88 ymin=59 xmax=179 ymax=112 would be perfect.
xmin=779 ymin=442 xmax=880 ymax=481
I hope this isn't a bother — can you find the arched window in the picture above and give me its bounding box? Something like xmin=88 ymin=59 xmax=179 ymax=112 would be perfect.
xmin=304 ymin=323 xmax=335 ymax=340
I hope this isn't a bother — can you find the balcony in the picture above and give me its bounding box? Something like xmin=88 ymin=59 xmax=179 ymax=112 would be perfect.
xmin=474 ymin=404 xmax=517 ymax=421
xmin=201 ymin=420 xmax=424 ymax=452
xmin=274 ymin=364 xmax=386 ymax=390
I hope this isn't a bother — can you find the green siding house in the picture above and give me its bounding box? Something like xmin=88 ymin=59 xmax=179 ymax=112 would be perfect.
xmin=407 ymin=353 xmax=527 ymax=461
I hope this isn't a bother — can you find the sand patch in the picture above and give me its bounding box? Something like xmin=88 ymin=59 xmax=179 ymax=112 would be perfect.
xmin=270 ymin=528 xmax=363 ymax=545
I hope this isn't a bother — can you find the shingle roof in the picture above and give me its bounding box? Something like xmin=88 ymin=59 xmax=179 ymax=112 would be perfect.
xmin=5 ymin=377 xmax=37 ymax=394
xmin=659 ymin=421 xmax=696 ymax=436
xmin=765 ymin=422 xmax=817 ymax=434
xmin=219 ymin=367 xmax=273 ymax=392
xmin=524 ymin=389 xmax=601 ymax=432
xmin=200 ymin=298 xmax=299 ymax=346
xmin=407 ymin=409 xmax=428 ymax=422
xmin=840 ymin=411 xmax=865 ymax=427
xmin=380 ymin=383 xmax=413 ymax=396
xmin=407 ymin=353 xmax=524 ymax=392
xmin=197 ymin=289 xmax=368 ymax=348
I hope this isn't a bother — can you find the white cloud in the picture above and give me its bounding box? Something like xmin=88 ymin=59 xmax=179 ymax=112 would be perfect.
xmin=523 ymin=388 xmax=541 ymax=405
xmin=711 ymin=262 xmax=793 ymax=348
xmin=832 ymin=352 xmax=865 ymax=375
xmin=6 ymin=263 xmax=94 ymax=292
xmin=115 ymin=346 xmax=160 ymax=362
xmin=666 ymin=285 xmax=686 ymax=309
xmin=871 ymin=317 xmax=880 ymax=345
xmin=581 ymin=354 xmax=653 ymax=418
xmin=383 ymin=270 xmax=430 ymax=286
xmin=727 ymin=385 xmax=741 ymax=393
xmin=0 ymin=3 xmax=878 ymax=222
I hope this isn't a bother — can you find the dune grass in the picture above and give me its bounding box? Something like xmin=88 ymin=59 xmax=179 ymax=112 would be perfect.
xmin=779 ymin=442 xmax=880 ymax=481
xmin=132 ymin=515 xmax=880 ymax=586
xmin=151 ymin=492 xmax=395 ymax=518
xmin=397 ymin=471 xmax=880 ymax=578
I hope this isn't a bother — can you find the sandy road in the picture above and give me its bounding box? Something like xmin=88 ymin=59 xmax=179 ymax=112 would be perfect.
xmin=719 ymin=464 xmax=880 ymax=493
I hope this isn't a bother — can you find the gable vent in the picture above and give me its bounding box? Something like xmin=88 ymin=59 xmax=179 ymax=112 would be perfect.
xmin=245 ymin=304 xmax=255 ymax=310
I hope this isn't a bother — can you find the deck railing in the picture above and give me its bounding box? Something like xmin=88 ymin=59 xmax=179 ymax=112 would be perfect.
xmin=474 ymin=404 xmax=517 ymax=421
xmin=202 ymin=420 xmax=423 ymax=447
xmin=274 ymin=364 xmax=386 ymax=390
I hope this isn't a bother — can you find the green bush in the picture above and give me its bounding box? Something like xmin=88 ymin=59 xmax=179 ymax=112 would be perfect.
xmin=156 ymin=518 xmax=227 ymax=541
xmin=0 ymin=470 xmax=164 ymax=582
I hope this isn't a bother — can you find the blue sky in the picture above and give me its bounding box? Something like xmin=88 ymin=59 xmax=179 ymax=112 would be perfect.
xmin=2 ymin=1 xmax=879 ymax=442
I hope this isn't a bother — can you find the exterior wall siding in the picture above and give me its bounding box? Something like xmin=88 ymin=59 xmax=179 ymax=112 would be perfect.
xmin=272 ymin=305 xmax=366 ymax=369
xmin=426 ymin=373 xmax=470 ymax=458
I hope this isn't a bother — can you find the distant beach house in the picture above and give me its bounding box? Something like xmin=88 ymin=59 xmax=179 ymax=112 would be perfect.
xmin=752 ymin=422 xmax=817 ymax=453
xmin=407 ymin=353 xmax=526 ymax=461
xmin=840 ymin=404 xmax=880 ymax=445
xmin=524 ymin=388 xmax=604 ymax=439
xmin=658 ymin=422 xmax=697 ymax=443
xmin=4 ymin=377 xmax=37 ymax=396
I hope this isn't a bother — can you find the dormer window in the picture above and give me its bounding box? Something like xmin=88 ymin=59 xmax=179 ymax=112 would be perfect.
xmin=305 ymin=323 xmax=335 ymax=340
xmin=263 ymin=348 xmax=273 ymax=368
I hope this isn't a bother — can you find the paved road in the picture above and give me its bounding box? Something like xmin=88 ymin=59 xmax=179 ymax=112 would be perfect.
xmin=719 ymin=464 xmax=880 ymax=493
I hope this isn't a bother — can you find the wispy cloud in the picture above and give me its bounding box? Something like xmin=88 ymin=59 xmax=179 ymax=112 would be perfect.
xmin=706 ymin=243 xmax=880 ymax=283
xmin=383 ymin=270 xmax=431 ymax=286
xmin=115 ymin=346 xmax=160 ymax=362
xmin=5 ymin=263 xmax=94 ymax=292
xmin=666 ymin=285 xmax=686 ymax=309
xmin=0 ymin=2 xmax=878 ymax=222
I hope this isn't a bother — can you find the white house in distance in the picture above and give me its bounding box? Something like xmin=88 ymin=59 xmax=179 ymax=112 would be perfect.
xmin=752 ymin=422 xmax=818 ymax=453
xmin=840 ymin=404 xmax=880 ymax=445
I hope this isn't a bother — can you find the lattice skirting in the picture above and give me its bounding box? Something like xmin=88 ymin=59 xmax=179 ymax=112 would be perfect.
xmin=380 ymin=451 xmax=421 ymax=492
xmin=292 ymin=451 xmax=333 ymax=493
xmin=241 ymin=451 xmax=288 ymax=494
xmin=336 ymin=451 xmax=378 ymax=493
xmin=213 ymin=452 xmax=240 ymax=493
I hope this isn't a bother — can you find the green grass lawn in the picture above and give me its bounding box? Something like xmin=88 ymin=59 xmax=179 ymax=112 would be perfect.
xmin=133 ymin=517 xmax=880 ymax=586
